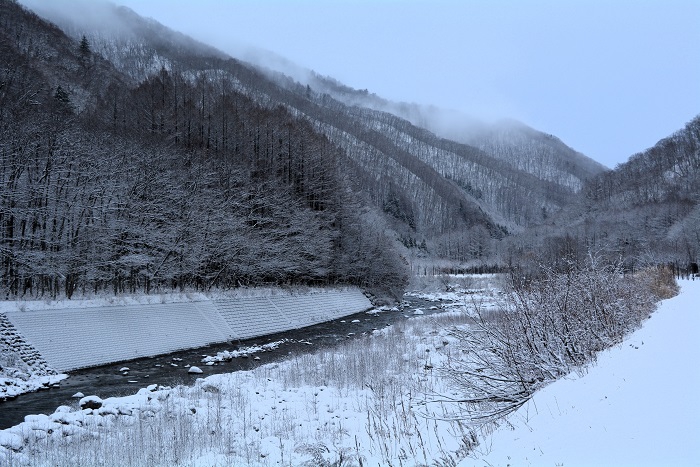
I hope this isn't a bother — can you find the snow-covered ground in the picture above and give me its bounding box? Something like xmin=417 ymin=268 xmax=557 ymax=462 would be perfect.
xmin=0 ymin=284 xmax=500 ymax=466
xmin=1 ymin=277 xmax=696 ymax=466
xmin=461 ymin=279 xmax=700 ymax=467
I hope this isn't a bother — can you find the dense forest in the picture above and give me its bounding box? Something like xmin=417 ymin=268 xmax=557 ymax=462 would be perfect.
xmin=0 ymin=0 xmax=407 ymax=300
xmin=1 ymin=0 xmax=698 ymax=301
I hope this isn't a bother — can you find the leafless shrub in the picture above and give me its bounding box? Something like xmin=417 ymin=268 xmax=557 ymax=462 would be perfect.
xmin=634 ymin=265 xmax=679 ymax=300
xmin=440 ymin=253 xmax=671 ymax=424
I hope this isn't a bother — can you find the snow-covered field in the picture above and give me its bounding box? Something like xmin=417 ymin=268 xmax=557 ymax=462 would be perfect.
xmin=0 ymin=281 xmax=503 ymax=466
xmin=1 ymin=276 xmax=696 ymax=466
xmin=461 ymin=278 xmax=700 ymax=466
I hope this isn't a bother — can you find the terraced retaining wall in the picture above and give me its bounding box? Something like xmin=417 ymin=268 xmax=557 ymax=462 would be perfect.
xmin=3 ymin=288 xmax=372 ymax=372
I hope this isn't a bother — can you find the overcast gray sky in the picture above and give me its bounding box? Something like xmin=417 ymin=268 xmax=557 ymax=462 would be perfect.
xmin=30 ymin=0 xmax=700 ymax=167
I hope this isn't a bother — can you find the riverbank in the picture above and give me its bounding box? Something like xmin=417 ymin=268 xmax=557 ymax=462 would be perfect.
xmin=0 ymin=279 xmax=504 ymax=466
xmin=1 ymin=287 xmax=370 ymax=402
xmin=0 ymin=296 xmax=433 ymax=430
xmin=461 ymin=279 xmax=700 ymax=466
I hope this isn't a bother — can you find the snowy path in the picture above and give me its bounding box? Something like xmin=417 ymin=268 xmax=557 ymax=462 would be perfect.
xmin=463 ymin=279 xmax=700 ymax=466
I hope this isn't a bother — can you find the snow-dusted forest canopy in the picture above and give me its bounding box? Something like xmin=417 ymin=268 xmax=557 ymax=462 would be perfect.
xmin=0 ymin=0 xmax=407 ymax=300
xmin=1 ymin=0 xmax=699 ymax=302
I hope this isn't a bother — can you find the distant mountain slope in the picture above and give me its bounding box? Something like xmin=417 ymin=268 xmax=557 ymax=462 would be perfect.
xmin=583 ymin=115 xmax=699 ymax=265
xmin=462 ymin=119 xmax=608 ymax=191
xmin=585 ymin=115 xmax=699 ymax=207
xmin=297 ymin=72 xmax=608 ymax=192
xmin=512 ymin=115 xmax=699 ymax=270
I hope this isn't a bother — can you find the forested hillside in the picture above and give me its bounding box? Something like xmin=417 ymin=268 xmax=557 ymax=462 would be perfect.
xmin=27 ymin=1 xmax=612 ymax=260
xmin=296 ymin=72 xmax=607 ymax=197
xmin=507 ymin=115 xmax=700 ymax=272
xmin=581 ymin=115 xmax=700 ymax=267
xmin=4 ymin=0 xmax=695 ymax=302
xmin=0 ymin=0 xmax=407 ymax=300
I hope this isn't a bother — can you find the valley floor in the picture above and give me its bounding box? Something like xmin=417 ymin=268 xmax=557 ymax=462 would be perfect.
xmin=1 ymin=277 xmax=697 ymax=466
xmin=461 ymin=279 xmax=700 ymax=467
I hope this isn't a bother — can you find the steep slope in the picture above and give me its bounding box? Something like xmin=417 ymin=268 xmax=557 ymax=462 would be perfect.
xmin=511 ymin=115 xmax=700 ymax=271
xmin=580 ymin=115 xmax=700 ymax=265
xmin=17 ymin=0 xmax=620 ymax=272
xmin=0 ymin=0 xmax=125 ymax=113
xmin=26 ymin=1 xmax=604 ymax=240
xmin=298 ymin=72 xmax=608 ymax=192
xmin=276 ymin=67 xmax=606 ymax=229
xmin=176 ymin=38 xmax=607 ymax=200
xmin=463 ymin=118 xmax=608 ymax=191
xmin=15 ymin=2 xmax=499 ymax=260
xmin=0 ymin=0 xmax=408 ymax=300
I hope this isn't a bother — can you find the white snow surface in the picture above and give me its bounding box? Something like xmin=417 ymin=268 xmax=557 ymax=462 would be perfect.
xmin=201 ymin=340 xmax=287 ymax=364
xmin=461 ymin=279 xmax=700 ymax=467
xmin=0 ymin=374 xmax=67 ymax=401
xmin=2 ymin=279 xmax=696 ymax=466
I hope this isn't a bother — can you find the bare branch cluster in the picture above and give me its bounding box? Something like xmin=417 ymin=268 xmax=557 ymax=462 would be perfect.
xmin=439 ymin=256 xmax=676 ymax=423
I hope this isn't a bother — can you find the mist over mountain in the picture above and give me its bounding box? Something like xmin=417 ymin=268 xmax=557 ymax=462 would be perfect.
xmin=3 ymin=0 xmax=698 ymax=302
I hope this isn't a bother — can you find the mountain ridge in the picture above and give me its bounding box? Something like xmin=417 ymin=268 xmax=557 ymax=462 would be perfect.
xmin=5 ymin=0 xmax=696 ymax=300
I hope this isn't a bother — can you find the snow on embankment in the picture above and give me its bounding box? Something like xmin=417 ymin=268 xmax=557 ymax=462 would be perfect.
xmin=0 ymin=315 xmax=66 ymax=401
xmin=4 ymin=301 xmax=231 ymax=372
xmin=462 ymin=279 xmax=700 ymax=467
xmin=3 ymin=288 xmax=372 ymax=373
xmin=215 ymin=289 xmax=372 ymax=340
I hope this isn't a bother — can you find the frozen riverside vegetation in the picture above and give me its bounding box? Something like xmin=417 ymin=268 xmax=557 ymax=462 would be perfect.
xmin=1 ymin=277 xmax=697 ymax=466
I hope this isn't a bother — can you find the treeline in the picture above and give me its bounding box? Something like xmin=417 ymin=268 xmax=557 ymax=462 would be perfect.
xmin=584 ymin=116 xmax=699 ymax=207
xmin=0 ymin=1 xmax=407 ymax=300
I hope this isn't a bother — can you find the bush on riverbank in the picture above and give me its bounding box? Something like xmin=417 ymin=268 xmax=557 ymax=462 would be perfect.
xmin=441 ymin=255 xmax=678 ymax=424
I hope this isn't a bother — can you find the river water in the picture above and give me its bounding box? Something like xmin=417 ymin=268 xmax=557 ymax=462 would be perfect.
xmin=0 ymin=296 xmax=450 ymax=429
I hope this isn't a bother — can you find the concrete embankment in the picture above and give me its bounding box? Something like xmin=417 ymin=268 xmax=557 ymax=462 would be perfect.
xmin=3 ymin=288 xmax=371 ymax=372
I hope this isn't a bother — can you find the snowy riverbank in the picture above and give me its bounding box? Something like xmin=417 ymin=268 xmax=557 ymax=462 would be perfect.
xmin=0 ymin=279 xmax=505 ymax=466
xmin=461 ymin=279 xmax=700 ymax=466
xmin=1 ymin=286 xmax=370 ymax=401
xmin=2 ymin=277 xmax=696 ymax=465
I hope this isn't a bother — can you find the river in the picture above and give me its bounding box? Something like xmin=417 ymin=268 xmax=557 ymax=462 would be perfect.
xmin=0 ymin=296 xmax=449 ymax=429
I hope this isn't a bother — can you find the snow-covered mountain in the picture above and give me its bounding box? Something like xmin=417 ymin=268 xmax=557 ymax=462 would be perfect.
xmin=3 ymin=0 xmax=697 ymax=301
xmin=24 ymin=0 xmax=606 ymax=233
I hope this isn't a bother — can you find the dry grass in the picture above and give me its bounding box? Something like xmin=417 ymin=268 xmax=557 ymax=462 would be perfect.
xmin=635 ymin=266 xmax=679 ymax=300
xmin=2 ymin=302 xmax=483 ymax=466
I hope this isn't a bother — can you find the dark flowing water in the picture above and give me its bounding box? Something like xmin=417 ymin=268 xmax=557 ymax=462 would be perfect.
xmin=0 ymin=297 xmax=450 ymax=429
